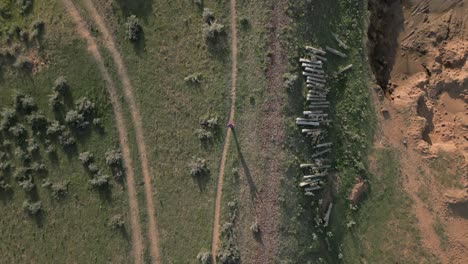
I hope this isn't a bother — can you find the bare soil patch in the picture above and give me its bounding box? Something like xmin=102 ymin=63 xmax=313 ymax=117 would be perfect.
xmin=368 ymin=0 xmax=468 ymax=262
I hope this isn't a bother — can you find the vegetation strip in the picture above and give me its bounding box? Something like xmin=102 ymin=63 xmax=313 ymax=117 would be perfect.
xmin=82 ymin=0 xmax=161 ymax=262
xmin=211 ymin=0 xmax=238 ymax=261
xmin=62 ymin=0 xmax=144 ymax=263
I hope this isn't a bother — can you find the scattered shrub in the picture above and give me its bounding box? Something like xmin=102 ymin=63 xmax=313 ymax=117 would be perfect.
xmin=190 ymin=158 xmax=209 ymax=177
xmin=125 ymin=15 xmax=142 ymax=41
xmin=48 ymin=92 xmax=62 ymax=110
xmin=92 ymin=118 xmax=102 ymax=127
xmin=202 ymin=8 xmax=215 ymax=24
xmin=26 ymin=113 xmax=48 ymax=131
xmin=184 ymin=73 xmax=202 ymax=84
xmin=216 ymin=244 xmax=240 ymax=264
xmin=113 ymin=168 xmax=125 ymax=181
xmin=203 ymin=22 xmax=225 ymax=42
xmin=250 ymin=221 xmax=260 ymax=234
xmin=13 ymin=56 xmax=32 ymax=70
xmin=30 ymin=19 xmax=44 ymax=39
xmin=27 ymin=140 xmax=40 ymax=154
xmin=8 ymin=124 xmax=27 ymax=138
xmin=14 ymin=167 xmax=31 ymax=181
xmin=0 ymin=108 xmax=17 ymax=131
xmin=49 ymin=181 xmax=69 ymax=200
xmin=53 ymin=76 xmax=68 ymax=95
xmin=195 ymin=128 xmax=212 ymax=141
xmin=23 ymin=200 xmax=42 ymax=215
xmin=105 ymin=149 xmax=122 ymax=167
xmin=89 ymin=174 xmax=110 ymax=188
xmin=44 ymin=144 xmax=56 ymax=154
xmin=19 ymin=179 xmax=35 ymax=192
xmin=109 ymin=214 xmax=124 ymax=229
xmin=30 ymin=162 xmax=46 ymax=173
xmin=76 ymin=97 xmax=95 ymax=117
xmin=46 ymin=121 xmax=65 ymax=137
xmin=0 ymin=180 xmax=12 ymax=192
xmin=197 ymin=251 xmax=212 ymax=264
xmin=58 ymin=131 xmax=76 ymax=147
xmin=19 ymin=30 xmax=28 ymax=42
xmin=14 ymin=93 xmax=37 ymax=113
xmin=283 ymin=73 xmax=298 ymax=91
xmin=199 ymin=116 xmax=218 ymax=129
xmin=78 ymin=151 xmax=94 ymax=166
xmin=240 ymin=17 xmax=249 ymax=28
xmin=87 ymin=163 xmax=100 ymax=175
xmin=19 ymin=0 xmax=33 ymax=14
xmin=65 ymin=110 xmax=89 ymax=130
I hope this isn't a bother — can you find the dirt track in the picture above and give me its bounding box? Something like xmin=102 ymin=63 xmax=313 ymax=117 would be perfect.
xmin=82 ymin=0 xmax=161 ymax=262
xmin=210 ymin=0 xmax=238 ymax=261
xmin=62 ymin=0 xmax=144 ymax=263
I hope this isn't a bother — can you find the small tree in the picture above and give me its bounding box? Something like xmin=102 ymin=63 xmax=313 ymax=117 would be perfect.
xmin=87 ymin=163 xmax=100 ymax=175
xmin=49 ymin=181 xmax=69 ymax=200
xmin=125 ymin=15 xmax=142 ymax=41
xmin=195 ymin=129 xmax=212 ymax=141
xmin=19 ymin=179 xmax=35 ymax=192
xmin=14 ymin=93 xmax=37 ymax=113
xmin=250 ymin=221 xmax=260 ymax=234
xmin=105 ymin=149 xmax=122 ymax=167
xmin=8 ymin=124 xmax=27 ymax=138
xmin=26 ymin=113 xmax=48 ymax=131
xmin=31 ymin=19 xmax=45 ymax=40
xmin=13 ymin=57 xmax=33 ymax=70
xmin=184 ymin=73 xmax=202 ymax=84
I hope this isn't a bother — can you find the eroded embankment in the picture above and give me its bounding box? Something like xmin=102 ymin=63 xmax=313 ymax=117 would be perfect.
xmin=368 ymin=0 xmax=468 ymax=263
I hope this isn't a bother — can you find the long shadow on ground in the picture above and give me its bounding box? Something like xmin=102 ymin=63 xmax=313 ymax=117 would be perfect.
xmin=232 ymin=129 xmax=257 ymax=200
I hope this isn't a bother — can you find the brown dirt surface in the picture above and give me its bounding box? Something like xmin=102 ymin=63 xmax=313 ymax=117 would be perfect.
xmin=62 ymin=0 xmax=144 ymax=263
xmin=249 ymin=1 xmax=289 ymax=263
xmin=82 ymin=0 xmax=161 ymax=262
xmin=211 ymin=0 xmax=238 ymax=261
xmin=369 ymin=0 xmax=468 ymax=263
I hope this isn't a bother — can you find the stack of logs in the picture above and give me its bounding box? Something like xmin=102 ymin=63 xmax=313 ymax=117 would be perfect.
xmin=296 ymin=36 xmax=351 ymax=197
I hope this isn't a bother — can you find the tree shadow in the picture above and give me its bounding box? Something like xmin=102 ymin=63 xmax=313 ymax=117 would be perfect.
xmin=367 ymin=0 xmax=405 ymax=91
xmin=132 ymin=29 xmax=146 ymax=56
xmin=232 ymin=130 xmax=257 ymax=200
xmin=193 ymin=171 xmax=211 ymax=192
xmin=115 ymin=0 xmax=154 ymax=21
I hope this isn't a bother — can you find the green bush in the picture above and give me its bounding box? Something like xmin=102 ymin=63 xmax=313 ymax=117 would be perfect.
xmin=26 ymin=113 xmax=48 ymax=131
xmin=18 ymin=0 xmax=33 ymax=14
xmin=125 ymin=15 xmax=142 ymax=41
xmin=76 ymin=97 xmax=95 ymax=117
xmin=184 ymin=73 xmax=202 ymax=84
xmin=30 ymin=19 xmax=44 ymax=40
xmin=195 ymin=129 xmax=213 ymax=141
xmin=13 ymin=56 xmax=32 ymax=70
xmin=8 ymin=124 xmax=27 ymax=138
xmin=19 ymin=179 xmax=35 ymax=192
xmin=48 ymin=181 xmax=69 ymax=200
xmin=48 ymin=92 xmax=62 ymax=110
xmin=87 ymin=163 xmax=100 ymax=175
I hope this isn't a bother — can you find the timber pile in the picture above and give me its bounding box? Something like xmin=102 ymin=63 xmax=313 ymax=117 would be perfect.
xmin=295 ymin=37 xmax=351 ymax=226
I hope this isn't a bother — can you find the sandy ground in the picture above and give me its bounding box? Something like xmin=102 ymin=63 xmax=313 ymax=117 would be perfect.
xmin=370 ymin=0 xmax=467 ymax=262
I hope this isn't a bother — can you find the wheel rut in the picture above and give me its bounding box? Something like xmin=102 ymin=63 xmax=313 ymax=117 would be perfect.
xmin=62 ymin=0 xmax=144 ymax=263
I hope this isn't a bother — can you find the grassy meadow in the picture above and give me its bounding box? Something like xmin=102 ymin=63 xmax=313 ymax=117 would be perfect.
xmin=0 ymin=1 xmax=132 ymax=262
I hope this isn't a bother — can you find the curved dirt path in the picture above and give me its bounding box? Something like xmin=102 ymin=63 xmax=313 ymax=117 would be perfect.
xmin=62 ymin=0 xmax=144 ymax=263
xmin=211 ymin=0 xmax=238 ymax=261
xmin=82 ymin=0 xmax=160 ymax=262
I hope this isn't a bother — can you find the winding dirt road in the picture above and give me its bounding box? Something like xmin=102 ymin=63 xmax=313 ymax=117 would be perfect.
xmin=82 ymin=0 xmax=161 ymax=262
xmin=62 ymin=0 xmax=144 ymax=263
xmin=210 ymin=0 xmax=238 ymax=261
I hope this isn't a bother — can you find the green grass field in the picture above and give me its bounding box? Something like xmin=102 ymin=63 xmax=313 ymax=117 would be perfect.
xmin=0 ymin=1 xmax=132 ymax=262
